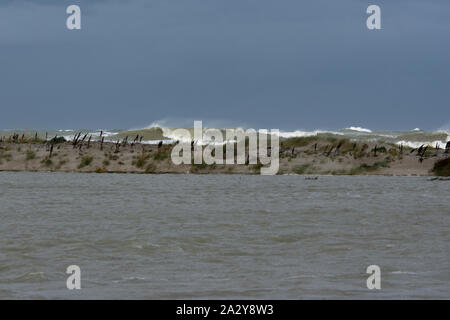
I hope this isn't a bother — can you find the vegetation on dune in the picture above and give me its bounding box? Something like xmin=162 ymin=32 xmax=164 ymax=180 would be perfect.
xmin=132 ymin=152 xmax=151 ymax=168
xmin=293 ymin=164 xmax=312 ymax=174
xmin=40 ymin=156 xmax=52 ymax=167
xmin=111 ymin=127 xmax=165 ymax=141
xmin=388 ymin=148 xmax=398 ymax=156
xmin=190 ymin=161 xmax=208 ymax=173
xmin=281 ymin=136 xmax=318 ymax=149
xmin=145 ymin=163 xmax=157 ymax=173
xmin=331 ymin=169 xmax=349 ymax=175
xmin=189 ymin=158 xmax=219 ymax=173
xmin=152 ymin=149 xmax=169 ymax=161
xmin=0 ymin=150 xmax=12 ymax=164
xmin=78 ymin=156 xmax=93 ymax=168
xmin=251 ymin=162 xmax=264 ymax=173
xmin=0 ymin=135 xmax=447 ymax=176
xmin=349 ymin=161 xmax=388 ymax=175
xmin=281 ymin=137 xmax=359 ymax=156
xmin=95 ymin=167 xmax=107 ymax=173
xmin=0 ymin=151 xmax=12 ymax=160
xmin=108 ymin=154 xmax=119 ymax=161
xmin=335 ymin=139 xmax=356 ymax=153
xmin=2 ymin=135 xmax=48 ymax=144
xmin=432 ymin=158 xmax=450 ymax=176
xmin=49 ymin=136 xmax=66 ymax=144
xmin=371 ymin=146 xmax=387 ymax=154
xmin=55 ymin=159 xmax=67 ymax=170
xmin=25 ymin=150 xmax=35 ymax=160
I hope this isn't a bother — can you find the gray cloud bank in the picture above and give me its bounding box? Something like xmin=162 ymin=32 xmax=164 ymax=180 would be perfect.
xmin=0 ymin=0 xmax=449 ymax=130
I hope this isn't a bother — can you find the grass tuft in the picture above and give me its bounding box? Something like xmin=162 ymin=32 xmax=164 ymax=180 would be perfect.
xmin=78 ymin=156 xmax=93 ymax=168
xmin=25 ymin=150 xmax=35 ymax=160
xmin=432 ymin=158 xmax=450 ymax=176
xmin=293 ymin=164 xmax=311 ymax=174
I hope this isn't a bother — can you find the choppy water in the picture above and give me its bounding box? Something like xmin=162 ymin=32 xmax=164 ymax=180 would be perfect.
xmin=1 ymin=126 xmax=449 ymax=148
xmin=0 ymin=172 xmax=449 ymax=299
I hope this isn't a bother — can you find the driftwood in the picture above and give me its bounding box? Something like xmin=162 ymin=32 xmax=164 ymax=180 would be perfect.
xmin=334 ymin=142 xmax=343 ymax=156
xmin=417 ymin=144 xmax=424 ymax=156
xmin=72 ymin=132 xmax=81 ymax=147
xmin=418 ymin=145 xmax=428 ymax=162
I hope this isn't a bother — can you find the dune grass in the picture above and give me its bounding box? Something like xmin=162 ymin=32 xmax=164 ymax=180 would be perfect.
xmin=40 ymin=156 xmax=52 ymax=167
xmin=25 ymin=150 xmax=35 ymax=160
xmin=78 ymin=156 xmax=93 ymax=168
xmin=432 ymin=158 xmax=450 ymax=176
xmin=293 ymin=164 xmax=312 ymax=174
xmin=349 ymin=161 xmax=388 ymax=175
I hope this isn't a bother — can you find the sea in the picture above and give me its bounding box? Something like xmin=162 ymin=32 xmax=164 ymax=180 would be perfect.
xmin=0 ymin=172 xmax=449 ymax=299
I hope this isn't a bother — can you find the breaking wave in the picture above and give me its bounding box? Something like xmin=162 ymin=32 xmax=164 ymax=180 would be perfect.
xmin=1 ymin=124 xmax=449 ymax=148
xmin=345 ymin=126 xmax=372 ymax=133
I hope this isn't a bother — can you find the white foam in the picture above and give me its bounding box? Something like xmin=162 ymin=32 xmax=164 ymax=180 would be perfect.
xmin=276 ymin=130 xmax=343 ymax=138
xmin=395 ymin=140 xmax=445 ymax=149
xmin=391 ymin=271 xmax=417 ymax=275
xmin=346 ymin=126 xmax=372 ymax=133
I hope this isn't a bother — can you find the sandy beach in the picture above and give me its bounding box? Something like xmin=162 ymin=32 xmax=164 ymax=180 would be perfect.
xmin=1 ymin=136 xmax=448 ymax=176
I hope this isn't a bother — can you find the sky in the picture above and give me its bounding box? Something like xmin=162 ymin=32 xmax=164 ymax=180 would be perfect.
xmin=0 ymin=0 xmax=449 ymax=131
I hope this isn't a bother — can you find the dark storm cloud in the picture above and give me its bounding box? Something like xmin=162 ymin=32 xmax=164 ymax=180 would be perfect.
xmin=0 ymin=0 xmax=125 ymax=6
xmin=0 ymin=0 xmax=449 ymax=130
